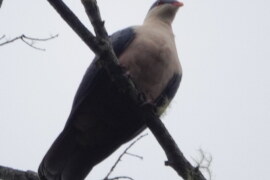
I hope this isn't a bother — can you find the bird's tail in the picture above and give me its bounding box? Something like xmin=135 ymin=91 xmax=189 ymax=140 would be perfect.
xmin=38 ymin=127 xmax=94 ymax=180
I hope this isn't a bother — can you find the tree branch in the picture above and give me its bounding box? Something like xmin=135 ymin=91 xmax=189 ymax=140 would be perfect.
xmin=106 ymin=177 xmax=134 ymax=180
xmin=141 ymin=104 xmax=207 ymax=180
xmin=192 ymin=149 xmax=212 ymax=180
xmin=0 ymin=34 xmax=58 ymax=51
xmin=0 ymin=166 xmax=39 ymax=180
xmin=104 ymin=134 xmax=147 ymax=180
xmin=125 ymin=152 xmax=143 ymax=160
xmin=81 ymin=0 xmax=108 ymax=39
xmin=46 ymin=0 xmax=101 ymax=55
xmin=0 ymin=35 xmax=5 ymax=40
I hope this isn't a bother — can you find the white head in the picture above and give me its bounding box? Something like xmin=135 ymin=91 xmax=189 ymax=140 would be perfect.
xmin=144 ymin=0 xmax=184 ymax=25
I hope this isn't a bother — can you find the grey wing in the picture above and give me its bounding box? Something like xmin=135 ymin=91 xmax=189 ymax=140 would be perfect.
xmin=154 ymin=73 xmax=182 ymax=115
xmin=70 ymin=27 xmax=136 ymax=109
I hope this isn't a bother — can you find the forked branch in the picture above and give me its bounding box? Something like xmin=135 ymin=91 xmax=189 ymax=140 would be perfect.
xmin=0 ymin=34 xmax=58 ymax=51
xmin=103 ymin=134 xmax=147 ymax=180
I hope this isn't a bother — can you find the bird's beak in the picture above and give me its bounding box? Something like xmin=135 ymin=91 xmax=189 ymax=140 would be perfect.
xmin=172 ymin=1 xmax=184 ymax=7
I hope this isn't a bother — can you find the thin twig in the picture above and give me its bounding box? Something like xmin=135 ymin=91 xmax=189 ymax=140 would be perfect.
xmin=107 ymin=176 xmax=134 ymax=180
xmin=0 ymin=36 xmax=21 ymax=45
xmin=21 ymin=37 xmax=46 ymax=51
xmin=0 ymin=35 xmax=5 ymax=40
xmin=142 ymin=104 xmax=207 ymax=180
xmin=104 ymin=134 xmax=147 ymax=180
xmin=0 ymin=34 xmax=58 ymax=51
xmin=192 ymin=149 xmax=212 ymax=180
xmin=22 ymin=34 xmax=59 ymax=42
xmin=125 ymin=152 xmax=143 ymax=160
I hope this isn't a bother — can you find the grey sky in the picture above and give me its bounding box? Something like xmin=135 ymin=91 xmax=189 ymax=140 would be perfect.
xmin=1 ymin=0 xmax=270 ymax=179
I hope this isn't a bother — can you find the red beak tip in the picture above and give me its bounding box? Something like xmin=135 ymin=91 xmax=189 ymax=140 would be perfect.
xmin=173 ymin=1 xmax=184 ymax=7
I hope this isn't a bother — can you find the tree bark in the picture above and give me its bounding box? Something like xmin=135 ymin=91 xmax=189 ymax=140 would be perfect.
xmin=0 ymin=166 xmax=39 ymax=180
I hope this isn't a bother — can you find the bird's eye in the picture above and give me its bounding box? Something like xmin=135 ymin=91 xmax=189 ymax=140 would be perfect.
xmin=156 ymin=1 xmax=165 ymax=6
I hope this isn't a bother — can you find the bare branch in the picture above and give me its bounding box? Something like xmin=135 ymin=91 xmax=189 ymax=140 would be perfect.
xmin=0 ymin=35 xmax=5 ymax=40
xmin=0 ymin=34 xmax=58 ymax=51
xmin=125 ymin=152 xmax=143 ymax=160
xmin=22 ymin=34 xmax=59 ymax=42
xmin=192 ymin=149 xmax=213 ymax=180
xmin=104 ymin=134 xmax=147 ymax=180
xmin=0 ymin=36 xmax=21 ymax=45
xmin=20 ymin=37 xmax=46 ymax=51
xmin=142 ymin=104 xmax=207 ymax=180
xmin=81 ymin=0 xmax=108 ymax=39
xmin=0 ymin=166 xmax=39 ymax=180
xmin=46 ymin=0 xmax=101 ymax=54
xmin=106 ymin=176 xmax=134 ymax=180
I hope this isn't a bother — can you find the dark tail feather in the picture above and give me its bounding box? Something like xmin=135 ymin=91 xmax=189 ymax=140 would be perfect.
xmin=38 ymin=127 xmax=94 ymax=180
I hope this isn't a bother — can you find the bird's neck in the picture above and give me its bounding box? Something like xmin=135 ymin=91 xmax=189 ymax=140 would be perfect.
xmin=143 ymin=7 xmax=176 ymax=27
xmin=143 ymin=16 xmax=173 ymax=30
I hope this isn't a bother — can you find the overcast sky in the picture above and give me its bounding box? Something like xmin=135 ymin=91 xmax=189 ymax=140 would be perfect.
xmin=1 ymin=0 xmax=270 ymax=180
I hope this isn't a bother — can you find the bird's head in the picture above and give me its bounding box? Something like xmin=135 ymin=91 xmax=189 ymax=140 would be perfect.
xmin=144 ymin=0 xmax=183 ymax=25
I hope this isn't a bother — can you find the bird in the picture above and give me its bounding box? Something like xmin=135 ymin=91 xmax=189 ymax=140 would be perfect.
xmin=38 ymin=0 xmax=183 ymax=180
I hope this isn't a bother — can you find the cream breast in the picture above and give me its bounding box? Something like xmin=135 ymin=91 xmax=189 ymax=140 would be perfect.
xmin=119 ymin=25 xmax=182 ymax=102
